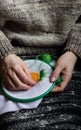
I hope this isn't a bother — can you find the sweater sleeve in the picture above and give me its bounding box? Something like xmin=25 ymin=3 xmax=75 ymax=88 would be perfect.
xmin=0 ymin=30 xmax=16 ymax=60
xmin=64 ymin=24 xmax=81 ymax=58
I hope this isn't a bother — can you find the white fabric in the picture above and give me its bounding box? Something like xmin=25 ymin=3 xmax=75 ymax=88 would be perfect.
xmin=0 ymin=95 xmax=42 ymax=115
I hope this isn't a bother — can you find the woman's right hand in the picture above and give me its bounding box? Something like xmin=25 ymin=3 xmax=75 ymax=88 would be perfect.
xmin=0 ymin=54 xmax=36 ymax=90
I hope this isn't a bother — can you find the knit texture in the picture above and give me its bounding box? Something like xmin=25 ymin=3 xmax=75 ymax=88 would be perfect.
xmin=0 ymin=59 xmax=81 ymax=130
xmin=0 ymin=0 xmax=81 ymax=60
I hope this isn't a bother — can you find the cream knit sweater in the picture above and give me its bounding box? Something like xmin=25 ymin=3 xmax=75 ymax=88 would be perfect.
xmin=0 ymin=0 xmax=81 ymax=60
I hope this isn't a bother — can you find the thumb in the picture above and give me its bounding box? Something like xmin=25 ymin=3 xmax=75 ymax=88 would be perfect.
xmin=50 ymin=65 xmax=63 ymax=82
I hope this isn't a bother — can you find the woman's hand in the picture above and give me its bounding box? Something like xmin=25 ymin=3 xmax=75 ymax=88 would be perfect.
xmin=50 ymin=51 xmax=78 ymax=92
xmin=0 ymin=54 xmax=36 ymax=90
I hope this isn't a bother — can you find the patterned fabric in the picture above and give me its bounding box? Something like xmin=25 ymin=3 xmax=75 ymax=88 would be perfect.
xmin=0 ymin=0 xmax=81 ymax=60
xmin=0 ymin=59 xmax=81 ymax=130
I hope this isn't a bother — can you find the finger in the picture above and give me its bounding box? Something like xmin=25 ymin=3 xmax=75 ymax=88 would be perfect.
xmin=16 ymin=67 xmax=36 ymax=85
xmin=3 ymin=77 xmax=15 ymax=90
xmin=50 ymin=65 xmax=63 ymax=82
xmin=60 ymin=74 xmax=71 ymax=89
xmin=12 ymin=64 xmax=36 ymax=86
xmin=52 ymin=82 xmax=67 ymax=93
xmin=52 ymin=74 xmax=71 ymax=92
xmin=51 ymin=85 xmax=62 ymax=92
xmin=22 ymin=65 xmax=33 ymax=79
xmin=9 ymin=72 xmax=31 ymax=90
xmin=22 ymin=62 xmax=34 ymax=80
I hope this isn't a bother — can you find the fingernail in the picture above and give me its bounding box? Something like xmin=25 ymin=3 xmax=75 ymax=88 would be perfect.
xmin=51 ymin=77 xmax=56 ymax=82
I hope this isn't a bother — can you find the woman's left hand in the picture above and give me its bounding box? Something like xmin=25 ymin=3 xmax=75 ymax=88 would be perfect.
xmin=50 ymin=51 xmax=78 ymax=92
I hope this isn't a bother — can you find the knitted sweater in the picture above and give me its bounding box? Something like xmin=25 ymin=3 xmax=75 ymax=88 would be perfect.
xmin=0 ymin=0 xmax=81 ymax=60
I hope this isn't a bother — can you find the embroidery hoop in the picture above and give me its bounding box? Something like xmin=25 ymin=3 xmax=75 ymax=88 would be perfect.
xmin=1 ymin=56 xmax=61 ymax=102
